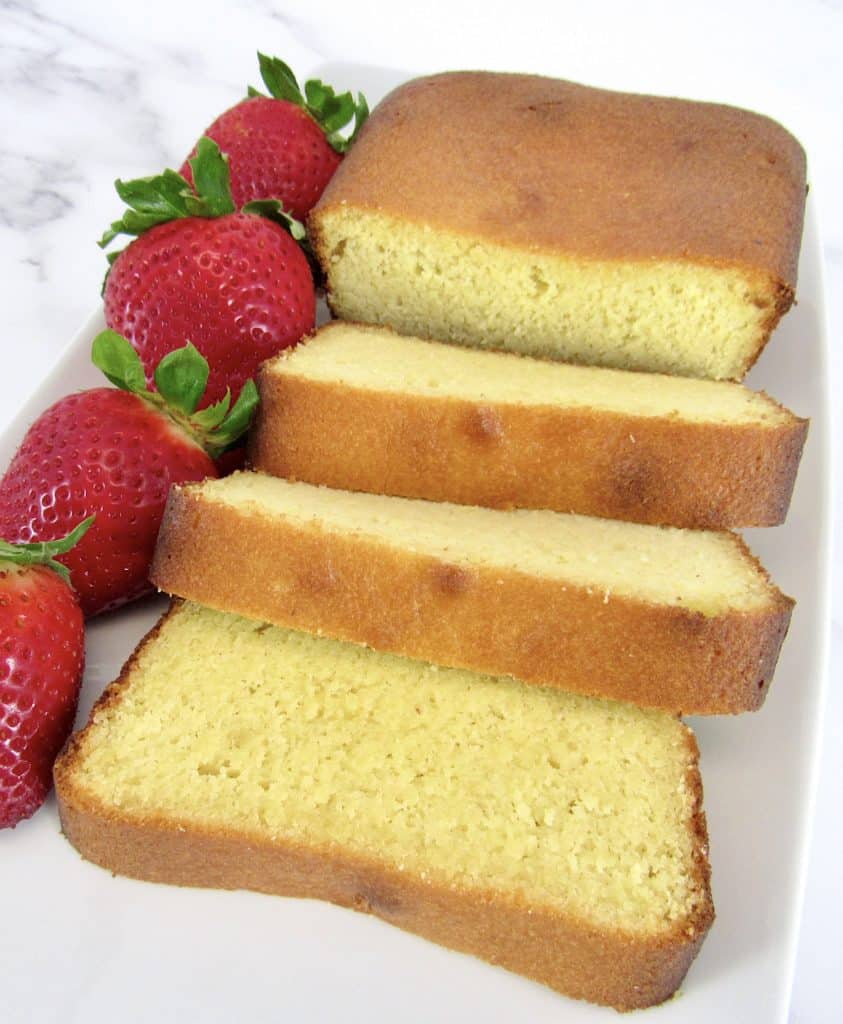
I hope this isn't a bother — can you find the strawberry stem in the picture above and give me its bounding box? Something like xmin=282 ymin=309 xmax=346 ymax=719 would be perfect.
xmin=98 ymin=136 xmax=308 ymax=281
xmin=250 ymin=52 xmax=368 ymax=154
xmin=99 ymin=140 xmax=235 ymax=251
xmin=90 ymin=331 xmax=258 ymax=459
xmin=0 ymin=518 xmax=95 ymax=585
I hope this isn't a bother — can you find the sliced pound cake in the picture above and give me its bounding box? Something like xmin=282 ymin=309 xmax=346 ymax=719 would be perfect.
xmin=55 ymin=601 xmax=714 ymax=1011
xmin=310 ymin=72 xmax=806 ymax=380
xmin=252 ymin=322 xmax=808 ymax=528
xmin=151 ymin=473 xmax=793 ymax=714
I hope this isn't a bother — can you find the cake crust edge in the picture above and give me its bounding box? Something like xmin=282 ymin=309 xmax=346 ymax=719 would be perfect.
xmin=251 ymin=323 xmax=809 ymax=529
xmin=54 ymin=601 xmax=714 ymax=1013
xmin=150 ymin=484 xmax=794 ymax=715
xmin=309 ymin=71 xmax=807 ymax=380
xmin=311 ymin=70 xmax=807 ymax=283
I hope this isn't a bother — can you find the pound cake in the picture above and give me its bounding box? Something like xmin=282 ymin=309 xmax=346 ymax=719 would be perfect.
xmin=151 ymin=473 xmax=793 ymax=714
xmin=310 ymin=71 xmax=807 ymax=380
xmin=252 ymin=322 xmax=808 ymax=528
xmin=55 ymin=600 xmax=714 ymax=1011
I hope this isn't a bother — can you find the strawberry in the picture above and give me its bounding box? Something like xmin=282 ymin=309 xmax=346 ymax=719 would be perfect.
xmin=0 ymin=331 xmax=257 ymax=617
xmin=180 ymin=53 xmax=368 ymax=219
xmin=100 ymin=137 xmax=315 ymax=406
xmin=1 ymin=521 xmax=91 ymax=828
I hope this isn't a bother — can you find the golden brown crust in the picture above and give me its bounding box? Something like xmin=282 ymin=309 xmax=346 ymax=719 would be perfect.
xmin=54 ymin=627 xmax=714 ymax=1012
xmin=56 ymin=796 xmax=712 ymax=1011
xmin=312 ymin=71 xmax=807 ymax=285
xmin=150 ymin=487 xmax=794 ymax=715
xmin=250 ymin=324 xmax=808 ymax=529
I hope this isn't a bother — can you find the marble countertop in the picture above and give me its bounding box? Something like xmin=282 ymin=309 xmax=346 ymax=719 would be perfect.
xmin=1 ymin=2 xmax=839 ymax=1021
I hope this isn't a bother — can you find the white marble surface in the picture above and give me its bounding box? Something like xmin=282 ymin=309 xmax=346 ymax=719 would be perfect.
xmin=0 ymin=1 xmax=839 ymax=1020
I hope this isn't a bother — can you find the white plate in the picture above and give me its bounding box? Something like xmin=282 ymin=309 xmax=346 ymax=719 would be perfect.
xmin=0 ymin=64 xmax=831 ymax=1024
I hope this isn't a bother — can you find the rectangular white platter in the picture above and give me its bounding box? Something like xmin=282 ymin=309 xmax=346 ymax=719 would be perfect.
xmin=0 ymin=63 xmax=831 ymax=1024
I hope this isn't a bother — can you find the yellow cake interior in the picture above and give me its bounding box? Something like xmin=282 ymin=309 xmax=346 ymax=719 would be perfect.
xmin=274 ymin=323 xmax=790 ymax=425
xmin=195 ymin=473 xmax=775 ymax=615
xmin=315 ymin=208 xmax=775 ymax=380
xmin=70 ymin=602 xmax=707 ymax=935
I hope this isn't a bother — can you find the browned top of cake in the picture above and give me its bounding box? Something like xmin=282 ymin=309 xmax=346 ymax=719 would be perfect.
xmin=314 ymin=71 xmax=806 ymax=283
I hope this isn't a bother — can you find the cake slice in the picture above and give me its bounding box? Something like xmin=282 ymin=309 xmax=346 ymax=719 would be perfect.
xmin=150 ymin=473 xmax=793 ymax=714
xmin=310 ymin=71 xmax=806 ymax=380
xmin=252 ymin=322 xmax=808 ymax=528
xmin=55 ymin=600 xmax=714 ymax=1011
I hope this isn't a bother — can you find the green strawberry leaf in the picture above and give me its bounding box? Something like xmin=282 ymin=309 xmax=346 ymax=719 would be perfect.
xmin=208 ymin=379 xmax=259 ymax=455
xmin=182 ymin=379 xmax=258 ymax=458
xmin=191 ymin=391 xmax=232 ymax=431
xmin=99 ymin=139 xmax=236 ymax=253
xmin=185 ymin=138 xmax=236 ymax=217
xmin=91 ymin=330 xmax=148 ymax=392
xmin=99 ymin=211 xmax=164 ymax=247
xmin=257 ymin=52 xmax=305 ymax=105
xmin=153 ymin=343 xmax=211 ymax=415
xmin=250 ymin=53 xmax=368 ymax=154
xmin=327 ymin=92 xmax=369 ymax=153
xmin=0 ymin=516 xmax=95 ymax=585
xmin=90 ymin=329 xmax=259 ymax=459
xmin=241 ymin=199 xmax=307 ymax=241
xmin=306 ymin=80 xmax=367 ymax=152
xmin=303 ymin=78 xmax=330 ymax=113
xmin=325 ymin=91 xmax=368 ymax=153
xmin=98 ymin=170 xmax=193 ymax=248
xmin=116 ymin=169 xmax=192 ymax=219
xmin=321 ymin=96 xmax=357 ymax=135
xmin=304 ymin=80 xmax=355 ymax=135
xmin=348 ymin=92 xmax=369 ymax=145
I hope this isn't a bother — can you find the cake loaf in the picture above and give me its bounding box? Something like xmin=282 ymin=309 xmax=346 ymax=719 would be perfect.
xmin=310 ymin=71 xmax=807 ymax=380
xmin=252 ymin=322 xmax=808 ymax=528
xmin=150 ymin=473 xmax=793 ymax=714
xmin=55 ymin=600 xmax=714 ymax=1011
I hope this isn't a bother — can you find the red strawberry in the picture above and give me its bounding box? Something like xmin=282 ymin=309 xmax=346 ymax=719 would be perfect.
xmin=180 ymin=53 xmax=368 ymax=220
xmin=0 ymin=332 xmax=257 ymax=617
xmin=100 ymin=138 xmax=315 ymax=407
xmin=1 ymin=521 xmax=90 ymax=828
